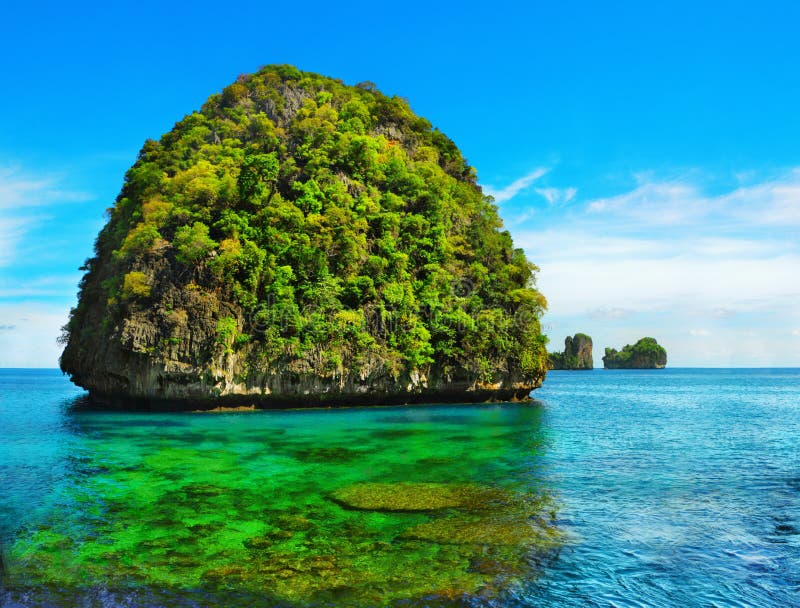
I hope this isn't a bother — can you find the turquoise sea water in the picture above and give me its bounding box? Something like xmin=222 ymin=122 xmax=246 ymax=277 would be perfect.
xmin=0 ymin=368 xmax=798 ymax=606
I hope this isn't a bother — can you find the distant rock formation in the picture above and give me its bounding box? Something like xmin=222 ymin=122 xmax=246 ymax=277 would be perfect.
xmin=603 ymin=337 xmax=667 ymax=369
xmin=549 ymin=334 xmax=593 ymax=370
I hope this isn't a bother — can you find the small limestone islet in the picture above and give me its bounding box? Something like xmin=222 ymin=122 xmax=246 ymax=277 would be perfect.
xmin=603 ymin=337 xmax=668 ymax=369
xmin=548 ymin=333 xmax=594 ymax=370
xmin=59 ymin=65 xmax=549 ymax=409
xmin=548 ymin=334 xmax=669 ymax=370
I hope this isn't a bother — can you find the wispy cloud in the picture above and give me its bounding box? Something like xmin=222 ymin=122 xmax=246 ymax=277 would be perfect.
xmin=588 ymin=307 xmax=635 ymax=320
xmin=535 ymin=186 xmax=577 ymax=205
xmin=586 ymin=306 xmax=636 ymax=321
xmin=503 ymin=209 xmax=537 ymax=227
xmin=482 ymin=167 xmax=548 ymax=203
xmin=0 ymin=274 xmax=82 ymax=298
xmin=512 ymin=168 xmax=800 ymax=366
xmin=587 ymin=180 xmax=702 ymax=223
xmin=0 ymin=215 xmax=33 ymax=266
xmin=0 ymin=167 xmax=90 ymax=210
xmin=709 ymin=307 xmax=737 ymax=319
xmin=0 ymin=167 xmax=90 ymax=268
xmin=586 ymin=169 xmax=800 ymax=228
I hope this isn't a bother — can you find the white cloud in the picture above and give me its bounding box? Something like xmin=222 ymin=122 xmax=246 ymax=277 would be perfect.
xmin=0 ymin=215 xmax=33 ymax=266
xmin=0 ymin=274 xmax=82 ymax=297
xmin=587 ymin=307 xmax=635 ymax=320
xmin=709 ymin=308 xmax=737 ymax=319
xmin=515 ymin=230 xmax=789 ymax=262
xmin=587 ymin=181 xmax=703 ymax=224
xmin=503 ymin=208 xmax=537 ymax=227
xmin=0 ymin=303 xmax=69 ymax=368
xmin=535 ymin=186 xmax=577 ymax=205
xmin=0 ymin=167 xmax=89 ymax=210
xmin=585 ymin=170 xmax=800 ymax=228
xmin=0 ymin=165 xmax=92 ymax=367
xmin=514 ymin=229 xmax=665 ymax=259
xmin=482 ymin=167 xmax=548 ymax=203
xmin=0 ymin=169 xmax=52 ymax=210
xmin=535 ymin=255 xmax=800 ymax=316
xmin=0 ymin=167 xmax=90 ymax=268
xmin=724 ymin=171 xmax=800 ymax=226
xmin=792 ymin=329 xmax=800 ymax=336
xmin=510 ymin=169 xmax=800 ymax=366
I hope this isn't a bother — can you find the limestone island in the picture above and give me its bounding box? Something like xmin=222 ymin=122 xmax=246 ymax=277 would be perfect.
xmin=548 ymin=333 xmax=593 ymax=370
xmin=59 ymin=65 xmax=549 ymax=408
xmin=603 ymin=337 xmax=667 ymax=369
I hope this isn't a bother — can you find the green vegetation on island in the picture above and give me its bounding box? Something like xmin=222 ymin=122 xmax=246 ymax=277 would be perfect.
xmin=603 ymin=337 xmax=667 ymax=369
xmin=548 ymin=333 xmax=593 ymax=370
xmin=59 ymin=65 xmax=549 ymax=405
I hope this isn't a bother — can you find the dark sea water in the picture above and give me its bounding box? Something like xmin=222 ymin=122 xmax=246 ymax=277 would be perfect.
xmin=0 ymin=368 xmax=798 ymax=607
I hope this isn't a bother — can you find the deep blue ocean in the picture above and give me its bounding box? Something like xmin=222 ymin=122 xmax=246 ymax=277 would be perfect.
xmin=1 ymin=368 xmax=798 ymax=607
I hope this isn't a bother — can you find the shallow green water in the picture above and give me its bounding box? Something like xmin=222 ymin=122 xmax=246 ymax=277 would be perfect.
xmin=1 ymin=372 xmax=558 ymax=606
xmin=3 ymin=369 xmax=800 ymax=606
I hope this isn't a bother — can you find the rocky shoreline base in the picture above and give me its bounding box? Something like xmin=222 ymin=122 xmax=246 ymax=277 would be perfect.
xmin=72 ymin=387 xmax=536 ymax=411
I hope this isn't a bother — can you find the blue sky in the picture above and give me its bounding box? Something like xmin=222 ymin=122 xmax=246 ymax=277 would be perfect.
xmin=1 ymin=0 xmax=799 ymax=367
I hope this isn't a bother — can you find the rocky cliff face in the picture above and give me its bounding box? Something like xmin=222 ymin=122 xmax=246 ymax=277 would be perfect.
xmin=60 ymin=65 xmax=548 ymax=408
xmin=602 ymin=338 xmax=667 ymax=369
xmin=548 ymin=334 xmax=593 ymax=370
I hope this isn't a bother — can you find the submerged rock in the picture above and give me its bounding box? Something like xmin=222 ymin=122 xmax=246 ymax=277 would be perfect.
xmin=201 ymin=564 xmax=248 ymax=584
xmin=548 ymin=333 xmax=593 ymax=370
xmin=59 ymin=65 xmax=548 ymax=408
xmin=330 ymin=482 xmax=507 ymax=512
xmin=290 ymin=446 xmax=363 ymax=463
xmin=399 ymin=518 xmax=547 ymax=546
